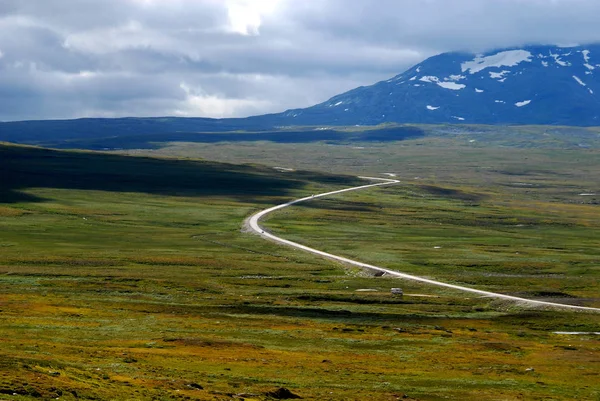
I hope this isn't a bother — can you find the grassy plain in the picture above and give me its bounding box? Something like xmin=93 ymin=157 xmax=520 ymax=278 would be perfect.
xmin=1 ymin=138 xmax=599 ymax=400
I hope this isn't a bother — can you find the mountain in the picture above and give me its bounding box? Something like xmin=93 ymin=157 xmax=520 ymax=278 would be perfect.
xmin=273 ymin=44 xmax=600 ymax=126
xmin=1 ymin=44 xmax=600 ymax=147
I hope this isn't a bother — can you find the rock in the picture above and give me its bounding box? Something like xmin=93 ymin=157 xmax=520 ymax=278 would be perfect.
xmin=187 ymin=382 xmax=203 ymax=390
xmin=525 ymin=367 xmax=535 ymax=372
xmin=391 ymin=288 xmax=403 ymax=295
xmin=265 ymin=387 xmax=302 ymax=399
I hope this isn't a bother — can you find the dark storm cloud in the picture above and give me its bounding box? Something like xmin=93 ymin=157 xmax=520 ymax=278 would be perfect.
xmin=286 ymin=0 xmax=600 ymax=52
xmin=1 ymin=0 xmax=600 ymax=120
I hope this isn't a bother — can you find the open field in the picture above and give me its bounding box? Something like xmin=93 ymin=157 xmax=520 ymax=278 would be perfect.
xmin=126 ymin=137 xmax=598 ymax=184
xmin=118 ymin=125 xmax=600 ymax=206
xmin=1 ymin=141 xmax=599 ymax=400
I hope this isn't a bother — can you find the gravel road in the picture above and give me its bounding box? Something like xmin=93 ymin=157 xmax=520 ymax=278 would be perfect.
xmin=248 ymin=177 xmax=599 ymax=313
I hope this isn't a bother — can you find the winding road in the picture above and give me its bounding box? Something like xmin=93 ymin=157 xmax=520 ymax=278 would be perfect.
xmin=248 ymin=177 xmax=600 ymax=312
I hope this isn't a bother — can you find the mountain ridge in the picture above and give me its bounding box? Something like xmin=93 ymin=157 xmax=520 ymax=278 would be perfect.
xmin=273 ymin=43 xmax=600 ymax=126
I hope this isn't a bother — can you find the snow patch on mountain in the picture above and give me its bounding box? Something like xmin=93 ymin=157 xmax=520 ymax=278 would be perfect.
xmin=420 ymin=76 xmax=438 ymax=83
xmin=549 ymin=51 xmax=571 ymax=67
xmin=475 ymin=88 xmax=484 ymax=93
xmin=573 ymin=76 xmax=587 ymax=86
xmin=426 ymin=105 xmax=440 ymax=110
xmin=490 ymin=70 xmax=511 ymax=79
xmin=438 ymin=81 xmax=466 ymax=90
xmin=461 ymin=50 xmax=533 ymax=74
xmin=581 ymin=50 xmax=596 ymax=70
xmin=515 ymin=100 xmax=531 ymax=107
xmin=582 ymin=50 xmax=591 ymax=62
xmin=420 ymin=76 xmax=465 ymax=90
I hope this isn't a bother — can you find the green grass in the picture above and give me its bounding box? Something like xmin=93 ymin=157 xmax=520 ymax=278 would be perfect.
xmin=1 ymin=142 xmax=599 ymax=400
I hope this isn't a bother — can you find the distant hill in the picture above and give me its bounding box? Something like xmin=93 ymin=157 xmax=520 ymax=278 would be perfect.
xmin=1 ymin=44 xmax=600 ymax=147
xmin=0 ymin=117 xmax=270 ymax=144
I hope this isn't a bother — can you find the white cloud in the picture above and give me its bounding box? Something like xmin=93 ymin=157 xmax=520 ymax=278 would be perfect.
xmin=177 ymin=81 xmax=271 ymax=117
xmin=225 ymin=0 xmax=281 ymax=36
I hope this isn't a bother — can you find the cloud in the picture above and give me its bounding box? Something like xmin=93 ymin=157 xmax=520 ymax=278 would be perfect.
xmin=1 ymin=0 xmax=600 ymax=121
xmin=176 ymin=81 xmax=272 ymax=117
xmin=225 ymin=0 xmax=281 ymax=36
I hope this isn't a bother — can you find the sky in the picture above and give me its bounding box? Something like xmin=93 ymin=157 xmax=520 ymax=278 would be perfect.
xmin=2 ymin=0 xmax=600 ymax=121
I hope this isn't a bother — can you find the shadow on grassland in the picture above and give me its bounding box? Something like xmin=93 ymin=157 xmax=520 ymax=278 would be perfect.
xmin=0 ymin=144 xmax=360 ymax=204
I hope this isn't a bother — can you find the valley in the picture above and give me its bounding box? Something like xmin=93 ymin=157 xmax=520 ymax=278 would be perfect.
xmin=1 ymin=135 xmax=599 ymax=400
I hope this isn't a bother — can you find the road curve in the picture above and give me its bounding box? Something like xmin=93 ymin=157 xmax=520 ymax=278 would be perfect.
xmin=248 ymin=177 xmax=600 ymax=313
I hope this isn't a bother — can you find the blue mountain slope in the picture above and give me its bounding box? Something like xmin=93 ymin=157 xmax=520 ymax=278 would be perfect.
xmin=274 ymin=44 xmax=600 ymax=126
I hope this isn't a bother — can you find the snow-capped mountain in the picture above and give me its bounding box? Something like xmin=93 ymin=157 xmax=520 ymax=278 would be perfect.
xmin=274 ymin=44 xmax=600 ymax=126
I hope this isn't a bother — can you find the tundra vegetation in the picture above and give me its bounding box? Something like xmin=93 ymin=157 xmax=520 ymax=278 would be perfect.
xmin=1 ymin=129 xmax=599 ymax=400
